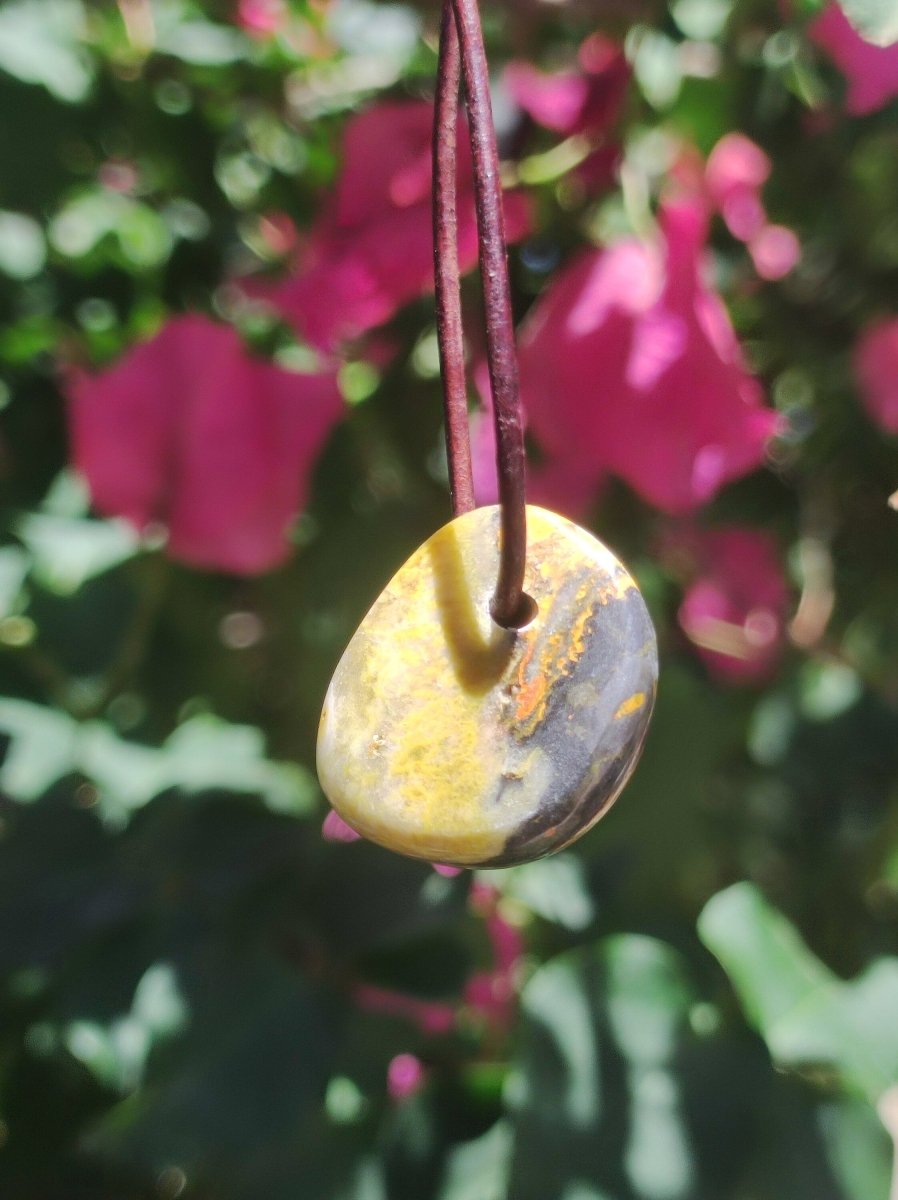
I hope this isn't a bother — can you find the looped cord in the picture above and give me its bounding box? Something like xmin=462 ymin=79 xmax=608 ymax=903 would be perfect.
xmin=432 ymin=0 xmax=528 ymax=629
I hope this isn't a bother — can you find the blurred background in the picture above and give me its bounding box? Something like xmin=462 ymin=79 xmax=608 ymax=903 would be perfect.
xmin=2 ymin=0 xmax=898 ymax=1196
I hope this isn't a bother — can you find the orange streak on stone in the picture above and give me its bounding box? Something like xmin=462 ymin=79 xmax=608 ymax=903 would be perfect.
xmin=614 ymin=692 xmax=647 ymax=719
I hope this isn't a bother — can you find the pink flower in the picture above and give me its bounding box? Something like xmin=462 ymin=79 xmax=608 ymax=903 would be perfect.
xmin=705 ymin=134 xmax=770 ymax=242
xmin=809 ymin=3 xmax=898 ymax=115
xmin=262 ymin=102 xmax=532 ymax=351
xmin=474 ymin=199 xmax=779 ymax=517
xmin=464 ymin=884 xmax=523 ymax=1030
xmin=853 ymin=318 xmax=898 ymax=432
xmin=320 ymin=811 xmax=463 ymax=876
xmin=673 ymin=527 xmax=791 ymax=683
xmin=98 ymin=158 xmax=139 ymax=195
xmin=748 ymin=224 xmax=801 ymax=280
xmin=387 ymin=1053 xmax=426 ymax=1101
xmin=353 ymin=984 xmax=457 ymax=1035
xmin=432 ymin=863 xmax=463 ymax=878
xmin=504 ymin=34 xmax=630 ymax=137
xmin=236 ymin=0 xmax=285 ymax=38
xmin=322 ymin=809 xmax=362 ymax=844
xmin=464 ymin=970 xmax=516 ymax=1027
xmin=66 ymin=315 xmax=343 ymax=575
xmin=257 ymin=211 xmax=299 ymax=259
xmin=352 ymin=883 xmax=526 ymax=1038
xmin=703 ymin=135 xmax=800 ymax=276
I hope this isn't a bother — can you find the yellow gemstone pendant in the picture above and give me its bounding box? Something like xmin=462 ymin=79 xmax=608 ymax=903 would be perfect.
xmin=317 ymin=504 xmax=657 ymax=868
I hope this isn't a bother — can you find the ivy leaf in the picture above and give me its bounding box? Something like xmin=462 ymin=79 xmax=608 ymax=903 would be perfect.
xmin=507 ymin=936 xmax=698 ymax=1199
xmin=0 ymin=700 xmax=316 ymax=818
xmin=698 ymin=882 xmax=898 ymax=1102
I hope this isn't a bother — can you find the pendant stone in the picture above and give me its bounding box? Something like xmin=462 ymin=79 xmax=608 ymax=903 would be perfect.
xmin=317 ymin=504 xmax=657 ymax=868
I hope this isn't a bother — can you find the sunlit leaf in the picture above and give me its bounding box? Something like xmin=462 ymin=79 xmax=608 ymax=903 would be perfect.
xmin=838 ymin=0 xmax=898 ymax=46
xmin=16 ymin=512 xmax=141 ymax=593
xmin=0 ymin=701 xmax=316 ymax=818
xmin=438 ymin=1122 xmax=512 ymax=1200
xmin=0 ymin=0 xmax=93 ymax=101
xmin=508 ymin=937 xmax=699 ymax=1200
xmin=64 ymin=962 xmax=188 ymax=1092
xmin=0 ymin=546 xmax=29 ymax=618
xmin=817 ymin=1098 xmax=893 ymax=1200
xmin=88 ymin=953 xmax=337 ymax=1184
xmin=698 ymin=883 xmax=898 ymax=1102
xmin=327 ymin=0 xmax=421 ymax=62
xmin=480 ymin=854 xmax=595 ymax=931
xmin=49 ymin=190 xmax=173 ymax=268
xmin=0 ymin=699 xmax=78 ymax=800
xmin=0 ymin=210 xmax=47 ymax=279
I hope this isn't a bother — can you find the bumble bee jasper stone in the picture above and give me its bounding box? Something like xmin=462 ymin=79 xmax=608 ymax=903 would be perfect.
xmin=316 ymin=504 xmax=657 ymax=868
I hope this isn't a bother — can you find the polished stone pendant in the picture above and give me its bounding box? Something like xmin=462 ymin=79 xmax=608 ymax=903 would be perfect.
xmin=317 ymin=504 xmax=657 ymax=868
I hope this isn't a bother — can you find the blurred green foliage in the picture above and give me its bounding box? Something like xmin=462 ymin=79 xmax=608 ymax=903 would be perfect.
xmin=1 ymin=0 xmax=898 ymax=1197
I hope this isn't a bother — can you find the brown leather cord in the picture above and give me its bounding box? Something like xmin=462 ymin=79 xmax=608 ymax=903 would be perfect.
xmin=432 ymin=0 xmax=529 ymax=628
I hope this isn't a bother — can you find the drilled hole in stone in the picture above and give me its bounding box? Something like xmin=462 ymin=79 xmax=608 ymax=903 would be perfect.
xmin=491 ymin=591 xmax=538 ymax=632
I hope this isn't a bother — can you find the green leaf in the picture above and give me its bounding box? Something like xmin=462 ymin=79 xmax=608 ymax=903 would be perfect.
xmin=0 ymin=701 xmax=316 ymax=818
xmin=438 ymin=1122 xmax=512 ymax=1200
xmin=49 ymin=190 xmax=173 ymax=268
xmin=64 ymin=962 xmax=188 ymax=1092
xmin=326 ymin=0 xmax=422 ymax=62
xmin=0 ymin=546 xmax=30 ymax=618
xmin=16 ymin=512 xmax=140 ymax=593
xmin=0 ymin=699 xmax=79 ymax=800
xmin=0 ymin=210 xmax=47 ymax=279
xmin=88 ymin=951 xmax=338 ymax=1184
xmin=156 ymin=22 xmax=248 ymax=64
xmin=838 ymin=0 xmax=898 ymax=47
xmin=698 ymin=883 xmax=898 ymax=1102
xmin=670 ymin=0 xmax=735 ymax=40
xmin=151 ymin=0 xmax=250 ymax=66
xmin=122 ymin=715 xmax=318 ymax=817
xmin=508 ymin=936 xmax=698 ymax=1200
xmin=818 ymin=1098 xmax=893 ymax=1200
xmin=479 ymin=854 xmax=595 ymax=931
xmin=0 ymin=0 xmax=93 ymax=102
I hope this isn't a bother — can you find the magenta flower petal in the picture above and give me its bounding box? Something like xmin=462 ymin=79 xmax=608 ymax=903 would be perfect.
xmin=264 ymin=101 xmax=532 ymax=351
xmin=387 ymin=1054 xmax=426 ymax=1101
xmin=509 ymin=198 xmax=778 ymax=514
xmin=236 ymin=0 xmax=284 ymax=37
xmin=504 ymin=35 xmax=629 ymax=137
xmin=675 ymin=526 xmax=791 ymax=683
xmin=853 ymin=317 xmax=898 ymax=432
xmin=66 ymin=315 xmax=343 ymax=575
xmin=504 ymin=63 xmax=596 ymax=134
xmin=432 ymin=863 xmax=463 ymax=877
xmin=322 ymin=809 xmax=363 ymax=844
xmin=353 ymin=984 xmax=457 ymax=1034
xmin=809 ymin=3 xmax=898 ymax=115
xmin=485 ymin=911 xmax=524 ymax=976
xmin=705 ymin=133 xmax=770 ymax=242
xmin=748 ymin=224 xmax=801 ymax=280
